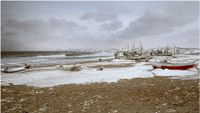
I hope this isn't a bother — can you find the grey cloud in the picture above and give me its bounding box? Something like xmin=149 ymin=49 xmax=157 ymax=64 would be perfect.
xmin=49 ymin=18 xmax=87 ymax=31
xmin=100 ymin=20 xmax=122 ymax=31
xmin=80 ymin=11 xmax=118 ymax=22
xmin=166 ymin=28 xmax=199 ymax=48
xmin=3 ymin=18 xmax=87 ymax=34
xmin=118 ymin=1 xmax=199 ymax=39
xmin=141 ymin=28 xmax=199 ymax=49
xmin=2 ymin=1 xmax=199 ymax=51
xmin=3 ymin=19 xmax=47 ymax=35
xmin=2 ymin=18 xmax=88 ymax=51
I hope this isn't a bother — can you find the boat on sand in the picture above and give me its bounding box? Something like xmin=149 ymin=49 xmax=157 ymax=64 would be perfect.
xmin=1 ymin=67 xmax=26 ymax=73
xmin=150 ymin=61 xmax=198 ymax=70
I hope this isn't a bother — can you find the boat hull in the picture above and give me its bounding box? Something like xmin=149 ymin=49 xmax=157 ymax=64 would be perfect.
xmin=1 ymin=67 xmax=26 ymax=73
xmin=153 ymin=64 xmax=195 ymax=70
xmin=151 ymin=61 xmax=197 ymax=70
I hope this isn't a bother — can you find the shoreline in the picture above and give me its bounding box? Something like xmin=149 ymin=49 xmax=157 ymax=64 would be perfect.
xmin=1 ymin=58 xmax=199 ymax=88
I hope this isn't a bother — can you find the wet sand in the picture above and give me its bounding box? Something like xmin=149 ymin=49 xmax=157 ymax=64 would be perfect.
xmin=1 ymin=77 xmax=199 ymax=113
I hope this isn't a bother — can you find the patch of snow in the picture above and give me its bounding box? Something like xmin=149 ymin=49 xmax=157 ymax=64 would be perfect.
xmin=1 ymin=62 xmax=198 ymax=87
xmin=132 ymin=65 xmax=153 ymax=71
xmin=152 ymin=69 xmax=198 ymax=76
xmin=149 ymin=55 xmax=199 ymax=64
xmin=1 ymin=65 xmax=153 ymax=87
xmin=36 ymin=54 xmax=66 ymax=58
xmin=170 ymin=75 xmax=199 ymax=80
xmin=85 ymin=59 xmax=134 ymax=66
xmin=134 ymin=62 xmax=150 ymax=66
xmin=169 ymin=55 xmax=199 ymax=63
xmin=112 ymin=59 xmax=134 ymax=63
xmin=197 ymin=63 xmax=200 ymax=69
xmin=149 ymin=56 xmax=170 ymax=62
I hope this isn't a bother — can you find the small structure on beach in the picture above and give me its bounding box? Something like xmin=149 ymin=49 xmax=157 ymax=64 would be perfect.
xmin=56 ymin=64 xmax=82 ymax=72
xmin=24 ymin=63 xmax=32 ymax=69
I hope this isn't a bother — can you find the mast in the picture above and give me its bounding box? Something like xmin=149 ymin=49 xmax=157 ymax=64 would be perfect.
xmin=132 ymin=41 xmax=135 ymax=52
xmin=140 ymin=41 xmax=143 ymax=54
xmin=166 ymin=45 xmax=168 ymax=53
xmin=173 ymin=45 xmax=176 ymax=57
xmin=127 ymin=44 xmax=129 ymax=52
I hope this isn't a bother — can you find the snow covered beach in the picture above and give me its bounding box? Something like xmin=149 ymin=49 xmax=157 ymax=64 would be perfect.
xmin=1 ymin=50 xmax=199 ymax=113
xmin=1 ymin=51 xmax=199 ymax=87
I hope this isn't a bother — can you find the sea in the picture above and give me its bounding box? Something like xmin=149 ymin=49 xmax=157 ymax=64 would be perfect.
xmin=1 ymin=51 xmax=114 ymax=69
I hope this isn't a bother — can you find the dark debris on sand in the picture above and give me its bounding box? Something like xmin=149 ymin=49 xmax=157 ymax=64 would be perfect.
xmin=1 ymin=77 xmax=199 ymax=113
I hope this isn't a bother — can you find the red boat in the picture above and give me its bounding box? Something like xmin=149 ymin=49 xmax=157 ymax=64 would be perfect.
xmin=151 ymin=61 xmax=198 ymax=70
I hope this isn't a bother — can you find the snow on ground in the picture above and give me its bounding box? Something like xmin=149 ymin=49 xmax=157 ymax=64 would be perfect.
xmin=152 ymin=69 xmax=198 ymax=76
xmin=149 ymin=56 xmax=170 ymax=62
xmin=1 ymin=55 xmax=199 ymax=87
xmin=170 ymin=75 xmax=199 ymax=80
xmin=1 ymin=65 xmax=153 ymax=87
xmin=36 ymin=54 xmax=66 ymax=58
xmin=169 ymin=55 xmax=199 ymax=63
xmin=134 ymin=62 xmax=150 ymax=66
xmin=78 ymin=59 xmax=135 ymax=67
xmin=149 ymin=54 xmax=199 ymax=64
xmin=197 ymin=64 xmax=200 ymax=69
xmin=1 ymin=63 xmax=198 ymax=87
xmin=111 ymin=59 xmax=135 ymax=63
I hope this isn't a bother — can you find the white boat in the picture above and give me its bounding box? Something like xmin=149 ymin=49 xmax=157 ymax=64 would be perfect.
xmin=1 ymin=67 xmax=26 ymax=73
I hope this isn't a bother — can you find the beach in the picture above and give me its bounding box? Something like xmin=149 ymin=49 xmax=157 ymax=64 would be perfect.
xmin=2 ymin=1 xmax=199 ymax=113
xmin=1 ymin=50 xmax=199 ymax=113
xmin=1 ymin=77 xmax=199 ymax=113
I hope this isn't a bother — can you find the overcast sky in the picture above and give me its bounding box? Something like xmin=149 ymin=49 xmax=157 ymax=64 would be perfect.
xmin=1 ymin=1 xmax=199 ymax=51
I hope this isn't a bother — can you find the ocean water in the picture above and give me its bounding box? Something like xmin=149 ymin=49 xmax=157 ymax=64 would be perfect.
xmin=1 ymin=51 xmax=114 ymax=69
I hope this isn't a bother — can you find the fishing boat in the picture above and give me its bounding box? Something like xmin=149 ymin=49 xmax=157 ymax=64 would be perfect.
xmin=114 ymin=41 xmax=151 ymax=62
xmin=150 ymin=61 xmax=198 ymax=70
xmin=114 ymin=51 xmax=124 ymax=59
xmin=155 ymin=53 xmax=172 ymax=56
xmin=1 ymin=67 xmax=26 ymax=73
xmin=153 ymin=46 xmax=173 ymax=56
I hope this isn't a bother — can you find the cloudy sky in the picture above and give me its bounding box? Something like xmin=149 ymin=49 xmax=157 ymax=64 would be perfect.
xmin=1 ymin=1 xmax=199 ymax=51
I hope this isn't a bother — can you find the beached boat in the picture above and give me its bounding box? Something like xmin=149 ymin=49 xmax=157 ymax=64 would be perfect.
xmin=150 ymin=61 xmax=197 ymax=70
xmin=114 ymin=42 xmax=154 ymax=62
xmin=114 ymin=51 xmax=151 ymax=62
xmin=114 ymin=51 xmax=124 ymax=59
xmin=152 ymin=46 xmax=173 ymax=56
xmin=1 ymin=67 xmax=26 ymax=73
xmin=155 ymin=53 xmax=172 ymax=56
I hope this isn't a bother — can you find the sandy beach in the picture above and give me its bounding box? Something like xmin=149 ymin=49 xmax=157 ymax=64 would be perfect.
xmin=1 ymin=51 xmax=199 ymax=113
xmin=1 ymin=77 xmax=199 ymax=113
xmin=2 ymin=1 xmax=199 ymax=113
